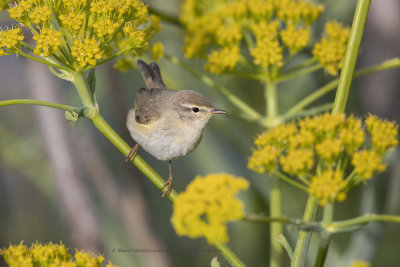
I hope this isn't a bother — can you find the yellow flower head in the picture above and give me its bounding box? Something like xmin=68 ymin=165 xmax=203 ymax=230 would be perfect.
xmin=248 ymin=145 xmax=281 ymax=173
xmin=205 ymin=45 xmax=240 ymax=74
xmin=348 ymin=260 xmax=370 ymax=267
xmin=316 ymin=138 xmax=342 ymax=161
xmin=1 ymin=241 xmax=113 ymax=266
xmin=32 ymin=29 xmax=62 ymax=57
xmin=366 ymin=115 xmax=398 ymax=153
xmin=151 ymin=41 xmax=164 ymax=61
xmin=352 ymin=150 xmax=386 ymax=180
xmin=249 ymin=113 xmax=398 ymax=197
xmin=312 ymin=21 xmax=350 ymax=75
xmin=171 ymin=173 xmax=249 ymax=244
xmin=308 ymin=170 xmax=346 ymax=206
xmin=5 ymin=0 xmax=159 ymax=71
xmin=181 ymin=0 xmax=324 ymax=75
xmin=0 ymin=27 xmax=24 ymax=56
xmin=71 ymin=38 xmax=103 ymax=69
xmin=279 ymin=148 xmax=314 ymax=175
xmin=29 ymin=5 xmax=52 ymax=26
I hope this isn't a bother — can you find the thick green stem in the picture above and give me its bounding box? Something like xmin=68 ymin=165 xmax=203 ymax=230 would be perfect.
xmin=270 ymin=176 xmax=283 ymax=267
xmin=313 ymin=204 xmax=334 ymax=267
xmin=291 ymin=196 xmax=318 ymax=267
xmin=265 ymin=82 xmax=278 ymax=126
xmin=332 ymin=0 xmax=371 ymax=114
xmin=71 ymin=71 xmax=95 ymax=106
xmin=0 ymin=99 xmax=77 ymax=112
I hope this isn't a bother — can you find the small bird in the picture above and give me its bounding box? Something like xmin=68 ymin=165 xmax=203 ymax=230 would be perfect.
xmin=126 ymin=60 xmax=226 ymax=197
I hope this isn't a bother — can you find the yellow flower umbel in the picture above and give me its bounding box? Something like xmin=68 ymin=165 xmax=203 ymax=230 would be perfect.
xmin=171 ymin=173 xmax=249 ymax=244
xmin=4 ymin=0 xmax=161 ymax=71
xmin=248 ymin=113 xmax=398 ymax=206
xmin=0 ymin=27 xmax=24 ymax=56
xmin=0 ymin=241 xmax=117 ymax=267
xmin=181 ymin=0 xmax=323 ymax=77
xmin=312 ymin=21 xmax=351 ymax=75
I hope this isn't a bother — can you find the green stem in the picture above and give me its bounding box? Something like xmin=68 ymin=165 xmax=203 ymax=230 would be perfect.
xmin=270 ymin=176 xmax=283 ymax=267
xmin=313 ymin=204 xmax=334 ymax=267
xmin=277 ymin=64 xmax=322 ymax=83
xmin=284 ymin=57 xmax=400 ymax=118
xmin=277 ymin=234 xmax=294 ymax=260
xmin=19 ymin=51 xmax=72 ymax=72
xmin=0 ymin=99 xmax=77 ymax=112
xmin=242 ymin=215 xmax=298 ymax=225
xmin=148 ymin=7 xmax=182 ymax=27
xmin=89 ymin=112 xmax=178 ymax=201
xmin=71 ymin=71 xmax=95 ymax=106
xmin=164 ymin=54 xmax=263 ymax=123
xmin=273 ymin=171 xmax=308 ymax=191
xmin=331 ymin=214 xmax=400 ymax=231
xmin=214 ymin=242 xmax=246 ymax=267
xmin=291 ymin=196 xmax=318 ymax=267
xmin=332 ymin=0 xmax=371 ymax=114
xmin=265 ymin=82 xmax=278 ymax=124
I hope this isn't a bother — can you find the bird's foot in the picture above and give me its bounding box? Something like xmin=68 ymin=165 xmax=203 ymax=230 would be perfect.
xmin=161 ymin=176 xmax=173 ymax=198
xmin=125 ymin=144 xmax=140 ymax=162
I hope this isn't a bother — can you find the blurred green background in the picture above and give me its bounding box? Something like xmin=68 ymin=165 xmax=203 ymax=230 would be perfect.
xmin=1 ymin=0 xmax=400 ymax=266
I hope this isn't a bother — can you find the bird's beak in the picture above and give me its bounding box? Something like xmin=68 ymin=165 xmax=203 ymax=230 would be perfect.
xmin=211 ymin=108 xmax=226 ymax=114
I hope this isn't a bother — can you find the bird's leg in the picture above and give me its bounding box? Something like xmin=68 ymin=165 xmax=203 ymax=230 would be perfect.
xmin=125 ymin=144 xmax=140 ymax=162
xmin=162 ymin=160 xmax=173 ymax=197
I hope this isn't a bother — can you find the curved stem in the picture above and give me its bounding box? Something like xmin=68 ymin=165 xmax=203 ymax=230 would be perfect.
xmin=0 ymin=98 xmax=77 ymax=112
xmin=214 ymin=242 xmax=246 ymax=267
xmin=273 ymin=171 xmax=308 ymax=191
xmin=19 ymin=51 xmax=72 ymax=72
xmin=89 ymin=112 xmax=178 ymax=201
xmin=332 ymin=0 xmax=371 ymax=114
xmin=284 ymin=57 xmax=400 ymax=118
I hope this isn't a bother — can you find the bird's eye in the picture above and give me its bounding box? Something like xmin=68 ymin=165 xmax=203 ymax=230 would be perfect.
xmin=192 ymin=107 xmax=199 ymax=113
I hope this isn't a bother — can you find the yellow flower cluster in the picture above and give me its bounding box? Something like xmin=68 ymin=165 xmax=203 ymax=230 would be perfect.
xmin=352 ymin=150 xmax=386 ymax=179
xmin=366 ymin=115 xmax=399 ymax=152
xmin=312 ymin=21 xmax=350 ymax=75
xmin=151 ymin=41 xmax=164 ymax=61
xmin=308 ymin=170 xmax=346 ymax=206
xmin=248 ymin=113 xmax=398 ymax=206
xmin=59 ymin=12 xmax=86 ymax=32
xmin=181 ymin=0 xmax=323 ymax=75
xmin=0 ymin=242 xmax=117 ymax=267
xmin=206 ymin=46 xmax=240 ymax=74
xmin=71 ymin=38 xmax=103 ymax=68
xmin=348 ymin=260 xmax=370 ymax=267
xmin=171 ymin=173 xmax=249 ymax=244
xmin=29 ymin=5 xmax=52 ymax=26
xmin=32 ymin=29 xmax=62 ymax=57
xmin=93 ymin=19 xmax=121 ymax=38
xmin=6 ymin=0 xmax=160 ymax=71
xmin=0 ymin=27 xmax=24 ymax=56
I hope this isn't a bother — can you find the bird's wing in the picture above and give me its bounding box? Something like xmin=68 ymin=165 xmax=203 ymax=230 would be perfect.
xmin=134 ymin=88 xmax=173 ymax=124
xmin=137 ymin=60 xmax=167 ymax=89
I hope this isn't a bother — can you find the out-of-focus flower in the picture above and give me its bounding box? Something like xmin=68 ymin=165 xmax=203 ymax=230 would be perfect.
xmin=248 ymin=113 xmax=398 ymax=206
xmin=312 ymin=21 xmax=350 ymax=75
xmin=181 ymin=0 xmax=323 ymax=76
xmin=171 ymin=173 xmax=249 ymax=244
